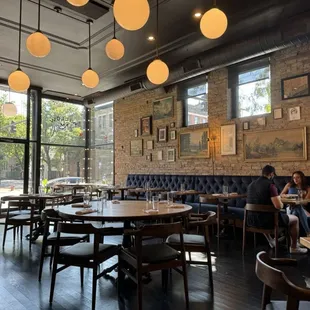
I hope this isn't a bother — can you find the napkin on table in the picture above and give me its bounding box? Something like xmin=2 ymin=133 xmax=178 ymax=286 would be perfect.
xmin=75 ymin=209 xmax=96 ymax=215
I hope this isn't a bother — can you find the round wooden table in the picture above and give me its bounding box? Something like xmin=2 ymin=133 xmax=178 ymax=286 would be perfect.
xmin=58 ymin=200 xmax=192 ymax=222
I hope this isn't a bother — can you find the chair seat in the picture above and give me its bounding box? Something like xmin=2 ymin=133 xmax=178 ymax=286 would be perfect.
xmin=266 ymin=301 xmax=310 ymax=310
xmin=167 ymin=233 xmax=205 ymax=246
xmin=128 ymin=243 xmax=179 ymax=263
xmin=8 ymin=214 xmax=40 ymax=221
xmin=60 ymin=242 xmax=116 ymax=258
xmin=47 ymin=232 xmax=88 ymax=241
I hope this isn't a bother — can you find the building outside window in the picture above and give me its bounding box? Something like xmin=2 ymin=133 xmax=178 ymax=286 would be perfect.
xmin=185 ymin=83 xmax=208 ymax=126
xmin=230 ymin=58 xmax=271 ymax=118
xmin=90 ymin=101 xmax=114 ymax=185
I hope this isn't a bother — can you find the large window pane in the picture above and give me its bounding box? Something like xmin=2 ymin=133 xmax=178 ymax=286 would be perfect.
xmin=186 ymin=83 xmax=208 ymax=126
xmin=0 ymin=88 xmax=27 ymax=139
xmin=0 ymin=142 xmax=25 ymax=199
xmin=90 ymin=102 xmax=114 ymax=184
xmin=42 ymin=99 xmax=85 ymax=146
xmin=40 ymin=146 xmax=84 ymax=182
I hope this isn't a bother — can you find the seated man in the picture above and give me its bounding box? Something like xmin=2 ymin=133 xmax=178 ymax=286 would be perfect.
xmin=247 ymin=165 xmax=307 ymax=254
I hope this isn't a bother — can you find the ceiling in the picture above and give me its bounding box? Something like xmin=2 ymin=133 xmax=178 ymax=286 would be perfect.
xmin=0 ymin=0 xmax=310 ymax=101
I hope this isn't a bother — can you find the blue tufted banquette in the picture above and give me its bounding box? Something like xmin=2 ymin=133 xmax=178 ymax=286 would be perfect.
xmin=126 ymin=174 xmax=299 ymax=218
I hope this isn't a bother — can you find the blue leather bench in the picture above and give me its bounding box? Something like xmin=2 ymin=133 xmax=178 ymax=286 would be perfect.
xmin=125 ymin=174 xmax=296 ymax=219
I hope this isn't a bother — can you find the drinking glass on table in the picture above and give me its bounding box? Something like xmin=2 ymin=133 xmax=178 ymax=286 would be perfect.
xmin=167 ymin=192 xmax=174 ymax=206
xmin=83 ymin=192 xmax=90 ymax=206
xmin=180 ymin=183 xmax=185 ymax=192
xmin=297 ymin=189 xmax=304 ymax=201
xmin=152 ymin=195 xmax=159 ymax=211
xmin=223 ymin=185 xmax=229 ymax=197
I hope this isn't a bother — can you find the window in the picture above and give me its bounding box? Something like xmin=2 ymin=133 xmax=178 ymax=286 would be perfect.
xmin=90 ymin=101 xmax=114 ymax=184
xmin=230 ymin=58 xmax=271 ymax=118
xmin=185 ymin=83 xmax=208 ymax=126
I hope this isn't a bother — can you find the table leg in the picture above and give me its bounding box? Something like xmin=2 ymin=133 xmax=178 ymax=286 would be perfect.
xmin=121 ymin=189 xmax=125 ymax=200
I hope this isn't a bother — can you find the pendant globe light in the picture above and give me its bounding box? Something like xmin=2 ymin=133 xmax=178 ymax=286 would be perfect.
xmin=200 ymin=0 xmax=227 ymax=39
xmin=8 ymin=0 xmax=30 ymax=92
xmin=82 ymin=20 xmax=99 ymax=89
xmin=113 ymin=0 xmax=150 ymax=31
xmin=146 ymin=0 xmax=169 ymax=85
xmin=66 ymin=0 xmax=89 ymax=7
xmin=2 ymin=89 xmax=17 ymax=117
xmin=105 ymin=18 xmax=125 ymax=60
xmin=26 ymin=0 xmax=51 ymax=58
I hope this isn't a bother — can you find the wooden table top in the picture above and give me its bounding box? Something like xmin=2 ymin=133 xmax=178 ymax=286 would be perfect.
xmin=130 ymin=188 xmax=167 ymax=193
xmin=281 ymin=197 xmax=310 ymax=205
xmin=1 ymin=193 xmax=72 ymax=201
xmin=209 ymin=193 xmax=247 ymax=199
xmin=58 ymin=200 xmax=192 ymax=221
xmin=171 ymin=190 xmax=203 ymax=196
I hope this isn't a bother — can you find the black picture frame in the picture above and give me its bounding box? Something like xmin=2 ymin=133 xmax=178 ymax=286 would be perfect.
xmin=140 ymin=116 xmax=152 ymax=136
xmin=281 ymin=73 xmax=310 ymax=100
xmin=157 ymin=126 xmax=168 ymax=142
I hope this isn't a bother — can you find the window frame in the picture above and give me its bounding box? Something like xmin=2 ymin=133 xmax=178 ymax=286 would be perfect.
xmin=228 ymin=57 xmax=271 ymax=119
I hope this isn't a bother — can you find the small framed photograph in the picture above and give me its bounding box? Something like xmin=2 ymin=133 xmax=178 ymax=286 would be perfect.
xmin=146 ymin=140 xmax=154 ymax=150
xmin=134 ymin=129 xmax=138 ymax=137
xmin=273 ymin=108 xmax=283 ymax=120
xmin=157 ymin=150 xmax=163 ymax=161
xmin=146 ymin=154 xmax=152 ymax=161
xmin=257 ymin=117 xmax=266 ymax=126
xmin=243 ymin=121 xmax=249 ymax=130
xmin=282 ymin=74 xmax=310 ymax=100
xmin=167 ymin=148 xmax=175 ymax=162
xmin=220 ymin=124 xmax=236 ymax=155
xmin=158 ymin=127 xmax=167 ymax=142
xmin=140 ymin=116 xmax=152 ymax=136
xmin=288 ymin=106 xmax=301 ymax=121
xmin=170 ymin=130 xmax=176 ymax=140
xmin=170 ymin=122 xmax=175 ymax=128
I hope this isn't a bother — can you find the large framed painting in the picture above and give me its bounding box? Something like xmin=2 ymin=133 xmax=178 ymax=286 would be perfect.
xmin=130 ymin=140 xmax=143 ymax=156
xmin=281 ymin=74 xmax=310 ymax=100
xmin=153 ymin=96 xmax=173 ymax=120
xmin=179 ymin=128 xmax=209 ymax=158
xmin=221 ymin=124 xmax=236 ymax=155
xmin=244 ymin=127 xmax=307 ymax=162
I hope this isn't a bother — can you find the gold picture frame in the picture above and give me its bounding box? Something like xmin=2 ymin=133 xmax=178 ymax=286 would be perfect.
xmin=243 ymin=127 xmax=307 ymax=162
xmin=179 ymin=128 xmax=209 ymax=158
xmin=130 ymin=140 xmax=143 ymax=156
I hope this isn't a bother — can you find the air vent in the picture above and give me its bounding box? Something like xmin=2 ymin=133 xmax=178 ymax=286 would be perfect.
xmin=182 ymin=59 xmax=202 ymax=74
xmin=130 ymin=82 xmax=144 ymax=92
xmin=48 ymin=0 xmax=109 ymax=20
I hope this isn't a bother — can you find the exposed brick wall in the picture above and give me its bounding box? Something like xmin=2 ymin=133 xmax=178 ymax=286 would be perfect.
xmin=114 ymin=43 xmax=310 ymax=184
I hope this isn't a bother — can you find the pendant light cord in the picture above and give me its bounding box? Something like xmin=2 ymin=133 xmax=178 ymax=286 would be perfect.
xmin=88 ymin=21 xmax=91 ymax=69
xmin=213 ymin=0 xmax=216 ymax=7
xmin=18 ymin=0 xmax=22 ymax=69
xmin=113 ymin=18 xmax=116 ymax=39
xmin=38 ymin=0 xmax=41 ymax=31
xmin=156 ymin=0 xmax=159 ymax=58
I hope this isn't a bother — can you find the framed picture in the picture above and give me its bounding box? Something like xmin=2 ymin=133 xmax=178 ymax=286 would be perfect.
xmin=167 ymin=148 xmax=175 ymax=162
xmin=273 ymin=108 xmax=283 ymax=120
xmin=130 ymin=140 xmax=143 ymax=156
xmin=158 ymin=127 xmax=168 ymax=142
xmin=281 ymin=74 xmax=310 ymax=100
xmin=146 ymin=154 xmax=152 ymax=161
xmin=243 ymin=127 xmax=307 ymax=162
xmin=146 ymin=140 xmax=154 ymax=150
xmin=220 ymin=124 xmax=236 ymax=155
xmin=257 ymin=117 xmax=266 ymax=126
xmin=140 ymin=116 xmax=152 ymax=136
xmin=170 ymin=122 xmax=175 ymax=128
xmin=243 ymin=122 xmax=249 ymax=130
xmin=288 ymin=106 xmax=301 ymax=121
xmin=170 ymin=130 xmax=176 ymax=140
xmin=153 ymin=97 xmax=173 ymax=120
xmin=179 ymin=128 xmax=209 ymax=158
xmin=134 ymin=129 xmax=138 ymax=137
xmin=157 ymin=150 xmax=163 ymax=161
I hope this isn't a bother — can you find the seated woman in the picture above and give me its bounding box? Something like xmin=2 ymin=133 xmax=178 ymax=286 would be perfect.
xmin=281 ymin=171 xmax=310 ymax=237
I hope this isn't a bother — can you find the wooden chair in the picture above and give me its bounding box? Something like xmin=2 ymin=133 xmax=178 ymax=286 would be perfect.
xmin=49 ymin=222 xmax=119 ymax=310
xmin=118 ymin=222 xmax=189 ymax=310
xmin=38 ymin=213 xmax=89 ymax=281
xmin=2 ymin=200 xmax=41 ymax=249
xmin=256 ymin=251 xmax=310 ymax=310
xmin=242 ymin=204 xmax=288 ymax=257
xmin=166 ymin=211 xmax=216 ymax=294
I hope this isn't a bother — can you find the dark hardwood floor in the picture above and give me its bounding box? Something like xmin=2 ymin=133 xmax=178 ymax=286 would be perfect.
xmin=0 ymin=225 xmax=309 ymax=310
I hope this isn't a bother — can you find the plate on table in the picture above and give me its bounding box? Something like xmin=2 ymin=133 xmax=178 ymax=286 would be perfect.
xmin=212 ymin=193 xmax=221 ymax=196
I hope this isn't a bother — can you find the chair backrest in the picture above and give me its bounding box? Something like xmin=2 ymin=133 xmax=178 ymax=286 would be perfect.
xmin=188 ymin=211 xmax=216 ymax=227
xmin=133 ymin=222 xmax=183 ymax=238
xmin=57 ymin=222 xmax=97 ymax=235
xmin=245 ymin=204 xmax=279 ymax=213
xmin=255 ymin=251 xmax=310 ymax=301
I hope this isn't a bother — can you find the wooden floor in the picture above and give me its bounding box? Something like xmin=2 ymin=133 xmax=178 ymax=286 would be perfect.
xmin=0 ymin=226 xmax=309 ymax=310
